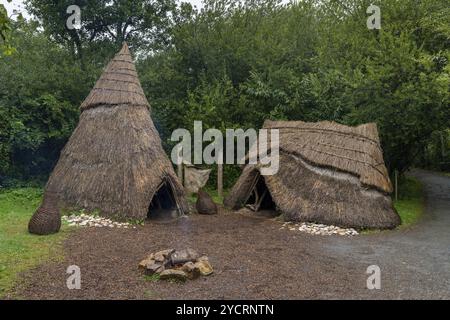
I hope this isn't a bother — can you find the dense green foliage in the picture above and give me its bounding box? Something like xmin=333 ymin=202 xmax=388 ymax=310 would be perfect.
xmin=0 ymin=0 xmax=15 ymax=57
xmin=0 ymin=0 xmax=449 ymax=186
xmin=0 ymin=21 xmax=97 ymax=184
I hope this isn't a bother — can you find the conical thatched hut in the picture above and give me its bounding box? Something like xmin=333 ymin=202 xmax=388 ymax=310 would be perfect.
xmin=224 ymin=120 xmax=401 ymax=229
xmin=43 ymin=43 xmax=188 ymax=220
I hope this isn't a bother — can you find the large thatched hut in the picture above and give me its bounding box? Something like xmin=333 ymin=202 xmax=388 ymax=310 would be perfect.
xmin=224 ymin=120 xmax=401 ymax=229
xmin=43 ymin=43 xmax=188 ymax=220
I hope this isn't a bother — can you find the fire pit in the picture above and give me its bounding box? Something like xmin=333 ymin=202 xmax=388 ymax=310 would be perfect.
xmin=139 ymin=248 xmax=213 ymax=281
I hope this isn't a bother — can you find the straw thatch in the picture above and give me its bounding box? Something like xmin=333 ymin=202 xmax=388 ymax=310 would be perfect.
xmin=224 ymin=120 xmax=400 ymax=229
xmin=28 ymin=192 xmax=61 ymax=235
xmin=80 ymin=44 xmax=149 ymax=111
xmin=42 ymin=43 xmax=188 ymax=220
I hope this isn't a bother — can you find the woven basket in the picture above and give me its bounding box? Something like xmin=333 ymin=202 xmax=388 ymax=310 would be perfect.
xmin=196 ymin=189 xmax=217 ymax=215
xmin=28 ymin=192 xmax=61 ymax=235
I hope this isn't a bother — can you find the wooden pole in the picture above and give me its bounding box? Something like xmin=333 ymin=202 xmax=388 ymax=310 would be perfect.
xmin=217 ymin=149 xmax=223 ymax=199
xmin=218 ymin=163 xmax=223 ymax=199
xmin=394 ymin=170 xmax=398 ymax=202
xmin=177 ymin=146 xmax=183 ymax=186
xmin=178 ymin=163 xmax=183 ymax=186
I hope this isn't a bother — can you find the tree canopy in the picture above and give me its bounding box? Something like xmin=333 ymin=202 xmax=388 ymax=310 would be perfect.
xmin=0 ymin=0 xmax=449 ymax=186
xmin=26 ymin=0 xmax=178 ymax=61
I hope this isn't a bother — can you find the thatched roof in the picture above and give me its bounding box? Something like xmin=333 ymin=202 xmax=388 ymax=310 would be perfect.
xmin=264 ymin=120 xmax=392 ymax=193
xmin=80 ymin=43 xmax=149 ymax=111
xmin=224 ymin=121 xmax=400 ymax=230
xmin=44 ymin=43 xmax=188 ymax=220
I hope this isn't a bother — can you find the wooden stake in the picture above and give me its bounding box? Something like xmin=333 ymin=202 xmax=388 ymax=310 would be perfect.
xmin=178 ymin=163 xmax=183 ymax=186
xmin=177 ymin=146 xmax=183 ymax=186
xmin=255 ymin=188 xmax=268 ymax=212
xmin=217 ymin=149 xmax=223 ymax=199
xmin=394 ymin=170 xmax=398 ymax=202
xmin=218 ymin=163 xmax=223 ymax=199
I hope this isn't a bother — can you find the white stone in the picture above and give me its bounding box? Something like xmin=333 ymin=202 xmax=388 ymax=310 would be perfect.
xmin=281 ymin=220 xmax=358 ymax=236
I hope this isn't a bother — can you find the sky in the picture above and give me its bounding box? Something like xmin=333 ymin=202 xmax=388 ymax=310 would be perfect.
xmin=1 ymin=0 xmax=206 ymax=19
xmin=1 ymin=0 xmax=27 ymax=18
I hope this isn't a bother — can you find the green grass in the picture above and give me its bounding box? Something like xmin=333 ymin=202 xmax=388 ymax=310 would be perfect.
xmin=143 ymin=273 xmax=160 ymax=282
xmin=0 ymin=188 xmax=72 ymax=297
xmin=393 ymin=176 xmax=424 ymax=228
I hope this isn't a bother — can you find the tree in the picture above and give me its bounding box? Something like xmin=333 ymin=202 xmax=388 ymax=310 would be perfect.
xmin=1 ymin=0 xmax=448 ymax=184
xmin=26 ymin=0 xmax=177 ymax=61
xmin=0 ymin=0 xmax=14 ymax=57
xmin=304 ymin=0 xmax=450 ymax=173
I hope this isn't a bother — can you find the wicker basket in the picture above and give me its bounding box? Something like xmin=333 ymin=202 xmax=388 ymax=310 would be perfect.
xmin=28 ymin=192 xmax=61 ymax=235
xmin=196 ymin=189 xmax=218 ymax=215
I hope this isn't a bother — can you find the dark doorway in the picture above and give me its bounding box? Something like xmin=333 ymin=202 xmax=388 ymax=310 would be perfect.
xmin=147 ymin=181 xmax=179 ymax=220
xmin=245 ymin=175 xmax=279 ymax=218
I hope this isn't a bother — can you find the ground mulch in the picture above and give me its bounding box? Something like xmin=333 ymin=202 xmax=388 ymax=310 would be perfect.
xmin=10 ymin=209 xmax=365 ymax=300
xmin=8 ymin=170 xmax=450 ymax=300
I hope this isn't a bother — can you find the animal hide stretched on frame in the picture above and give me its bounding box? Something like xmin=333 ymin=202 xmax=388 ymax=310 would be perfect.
xmin=184 ymin=166 xmax=211 ymax=194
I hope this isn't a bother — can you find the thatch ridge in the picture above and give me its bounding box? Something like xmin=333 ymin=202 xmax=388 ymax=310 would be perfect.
xmin=264 ymin=120 xmax=380 ymax=141
xmin=263 ymin=120 xmax=392 ymax=193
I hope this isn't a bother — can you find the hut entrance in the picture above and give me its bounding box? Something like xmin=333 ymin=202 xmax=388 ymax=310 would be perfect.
xmin=147 ymin=180 xmax=179 ymax=220
xmin=244 ymin=174 xmax=278 ymax=218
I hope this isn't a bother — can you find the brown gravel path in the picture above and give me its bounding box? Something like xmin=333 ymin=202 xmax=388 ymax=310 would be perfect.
xmin=9 ymin=170 xmax=450 ymax=299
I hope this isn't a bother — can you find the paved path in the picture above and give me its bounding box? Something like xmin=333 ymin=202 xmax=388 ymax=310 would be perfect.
xmin=320 ymin=169 xmax=450 ymax=299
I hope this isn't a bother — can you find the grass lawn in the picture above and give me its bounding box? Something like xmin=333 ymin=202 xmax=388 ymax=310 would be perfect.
xmin=0 ymin=188 xmax=72 ymax=297
xmin=393 ymin=176 xmax=424 ymax=228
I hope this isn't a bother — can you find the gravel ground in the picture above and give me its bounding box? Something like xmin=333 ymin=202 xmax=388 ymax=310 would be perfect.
xmin=9 ymin=169 xmax=450 ymax=299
